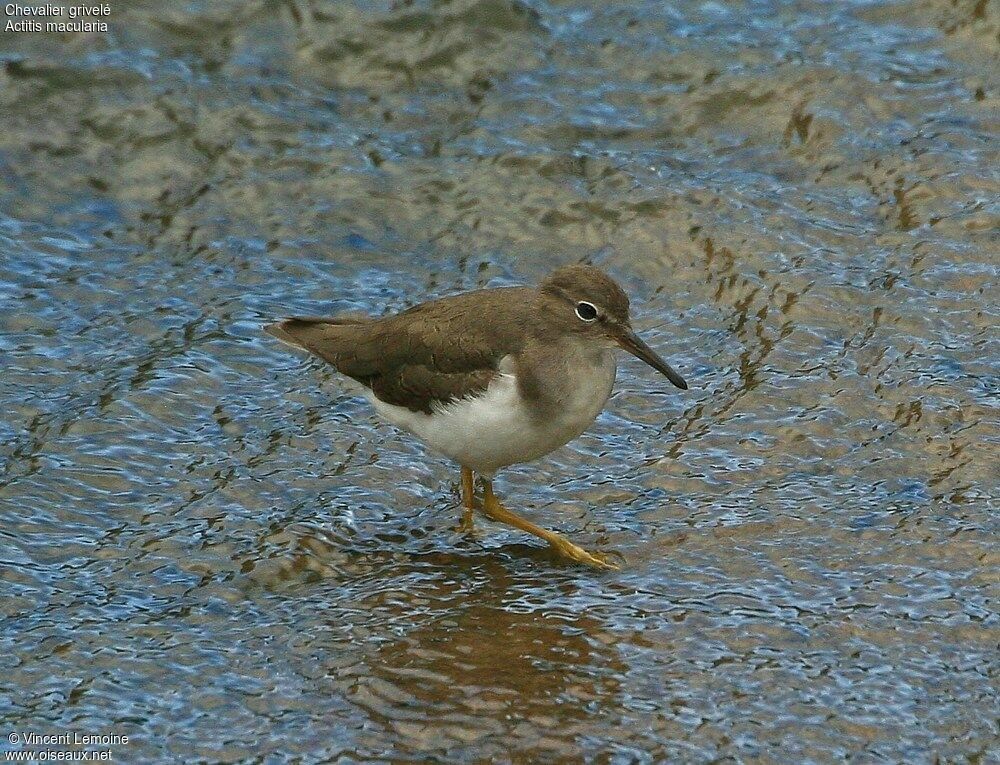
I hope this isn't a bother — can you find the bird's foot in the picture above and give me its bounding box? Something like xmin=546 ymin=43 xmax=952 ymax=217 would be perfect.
xmin=480 ymin=480 xmax=621 ymax=571
xmin=455 ymin=466 xmax=479 ymax=534
xmin=548 ymin=536 xmax=622 ymax=571
xmin=455 ymin=506 xmax=477 ymax=535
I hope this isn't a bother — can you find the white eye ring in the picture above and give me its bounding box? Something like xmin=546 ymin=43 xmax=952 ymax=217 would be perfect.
xmin=575 ymin=301 xmax=599 ymax=322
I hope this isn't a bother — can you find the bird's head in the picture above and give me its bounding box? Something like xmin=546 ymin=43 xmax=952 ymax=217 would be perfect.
xmin=539 ymin=265 xmax=688 ymax=390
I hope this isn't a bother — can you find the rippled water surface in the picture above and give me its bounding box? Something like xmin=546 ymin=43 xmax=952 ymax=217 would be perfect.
xmin=2 ymin=0 xmax=998 ymax=761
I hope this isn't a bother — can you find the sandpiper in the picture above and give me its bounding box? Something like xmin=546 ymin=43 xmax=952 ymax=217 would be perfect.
xmin=265 ymin=265 xmax=687 ymax=570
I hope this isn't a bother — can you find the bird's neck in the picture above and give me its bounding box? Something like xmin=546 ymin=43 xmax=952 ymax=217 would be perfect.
xmin=515 ymin=335 xmax=616 ymax=419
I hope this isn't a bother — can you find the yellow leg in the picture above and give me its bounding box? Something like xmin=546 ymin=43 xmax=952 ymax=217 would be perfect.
xmin=457 ymin=466 xmax=476 ymax=534
xmin=481 ymin=479 xmax=620 ymax=571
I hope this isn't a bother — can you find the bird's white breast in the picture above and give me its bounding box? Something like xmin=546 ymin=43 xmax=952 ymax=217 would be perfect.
xmin=365 ymin=348 xmax=616 ymax=475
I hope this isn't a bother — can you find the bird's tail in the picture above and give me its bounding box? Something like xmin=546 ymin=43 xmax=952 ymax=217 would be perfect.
xmin=263 ymin=315 xmax=372 ymax=361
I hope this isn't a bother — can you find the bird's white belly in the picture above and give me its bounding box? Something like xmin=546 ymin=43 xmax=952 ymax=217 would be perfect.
xmin=366 ymin=351 xmax=616 ymax=475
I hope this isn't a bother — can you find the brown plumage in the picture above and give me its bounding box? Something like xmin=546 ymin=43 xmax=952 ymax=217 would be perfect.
xmin=265 ymin=287 xmax=532 ymax=414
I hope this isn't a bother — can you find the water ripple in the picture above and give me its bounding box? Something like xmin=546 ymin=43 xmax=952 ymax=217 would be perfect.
xmin=2 ymin=0 xmax=998 ymax=761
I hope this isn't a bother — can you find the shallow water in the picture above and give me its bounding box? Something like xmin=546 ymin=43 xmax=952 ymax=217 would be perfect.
xmin=1 ymin=0 xmax=998 ymax=762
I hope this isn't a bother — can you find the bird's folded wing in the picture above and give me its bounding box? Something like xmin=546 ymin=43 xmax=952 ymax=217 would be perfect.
xmin=265 ymin=289 xmax=530 ymax=414
xmin=370 ymin=365 xmax=500 ymax=414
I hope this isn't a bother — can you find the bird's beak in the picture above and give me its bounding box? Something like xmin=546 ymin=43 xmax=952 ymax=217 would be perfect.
xmin=614 ymin=325 xmax=688 ymax=390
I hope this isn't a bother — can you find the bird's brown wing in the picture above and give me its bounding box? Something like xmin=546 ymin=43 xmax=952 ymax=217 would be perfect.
xmin=264 ymin=287 xmax=531 ymax=414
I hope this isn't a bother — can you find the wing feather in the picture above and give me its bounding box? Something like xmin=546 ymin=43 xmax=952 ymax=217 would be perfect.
xmin=264 ymin=287 xmax=533 ymax=413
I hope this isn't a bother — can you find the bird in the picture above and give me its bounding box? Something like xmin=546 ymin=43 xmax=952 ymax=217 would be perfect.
xmin=265 ymin=264 xmax=687 ymax=570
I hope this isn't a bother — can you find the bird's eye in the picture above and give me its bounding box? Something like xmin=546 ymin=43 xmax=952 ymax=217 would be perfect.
xmin=575 ymin=301 xmax=599 ymax=322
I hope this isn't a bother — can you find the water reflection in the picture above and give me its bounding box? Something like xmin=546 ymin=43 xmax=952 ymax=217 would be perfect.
xmin=351 ymin=592 xmax=623 ymax=757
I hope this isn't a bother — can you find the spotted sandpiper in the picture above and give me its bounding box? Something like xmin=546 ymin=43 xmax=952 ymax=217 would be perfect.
xmin=265 ymin=264 xmax=687 ymax=570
